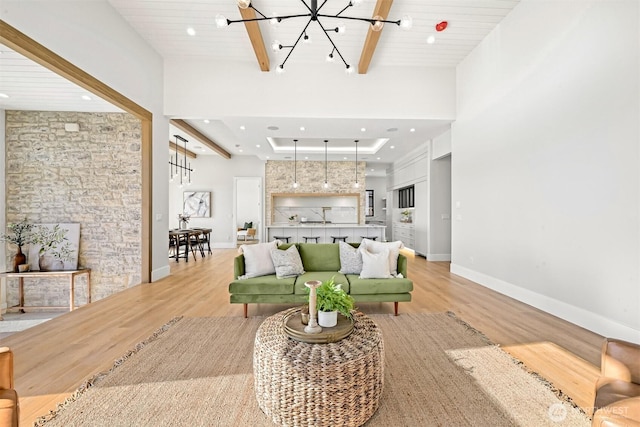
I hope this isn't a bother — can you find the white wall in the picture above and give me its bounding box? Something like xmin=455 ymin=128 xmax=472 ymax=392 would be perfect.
xmin=165 ymin=60 xmax=456 ymax=120
xmin=452 ymin=0 xmax=640 ymax=342
xmin=428 ymin=155 xmax=451 ymax=261
xmin=3 ymin=1 xmax=170 ymax=282
xmin=168 ymin=155 xmax=265 ymax=248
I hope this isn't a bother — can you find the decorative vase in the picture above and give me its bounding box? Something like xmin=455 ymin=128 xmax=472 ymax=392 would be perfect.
xmin=38 ymin=254 xmax=62 ymax=271
xmin=13 ymin=246 xmax=26 ymax=273
xmin=318 ymin=310 xmax=338 ymax=328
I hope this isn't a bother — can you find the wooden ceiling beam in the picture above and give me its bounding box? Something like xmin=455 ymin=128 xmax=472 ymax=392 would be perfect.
xmin=239 ymin=6 xmax=270 ymax=72
xmin=169 ymin=141 xmax=197 ymax=159
xmin=358 ymin=0 xmax=394 ymax=75
xmin=170 ymin=119 xmax=231 ymax=160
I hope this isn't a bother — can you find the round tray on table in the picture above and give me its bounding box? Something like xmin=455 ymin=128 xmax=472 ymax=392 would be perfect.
xmin=282 ymin=307 xmax=354 ymax=343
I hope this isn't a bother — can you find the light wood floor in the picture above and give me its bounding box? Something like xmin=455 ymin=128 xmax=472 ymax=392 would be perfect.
xmin=2 ymin=248 xmax=603 ymax=425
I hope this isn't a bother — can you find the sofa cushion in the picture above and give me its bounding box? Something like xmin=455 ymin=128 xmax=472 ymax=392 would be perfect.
xmin=298 ymin=243 xmax=341 ymax=271
xmin=360 ymin=239 xmax=404 ymax=276
xmin=347 ymin=275 xmax=414 ymax=295
xmin=238 ymin=241 xmax=278 ymax=279
xmin=338 ymin=241 xmax=363 ymax=275
xmin=229 ymin=274 xmax=295 ymax=295
xmin=270 ymin=245 xmax=305 ymax=278
xmin=359 ymin=246 xmax=391 ymax=279
xmin=294 ymin=272 xmax=349 ymax=294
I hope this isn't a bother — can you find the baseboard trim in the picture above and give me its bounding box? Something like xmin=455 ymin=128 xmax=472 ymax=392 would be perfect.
xmin=151 ymin=265 xmax=170 ymax=282
xmin=427 ymin=253 xmax=451 ymax=262
xmin=450 ymin=263 xmax=640 ymax=343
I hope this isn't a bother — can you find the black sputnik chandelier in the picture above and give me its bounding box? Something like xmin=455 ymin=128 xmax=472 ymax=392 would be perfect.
xmin=215 ymin=0 xmax=412 ymax=73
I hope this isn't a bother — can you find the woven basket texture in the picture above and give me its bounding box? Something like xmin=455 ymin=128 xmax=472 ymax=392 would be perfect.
xmin=254 ymin=308 xmax=384 ymax=427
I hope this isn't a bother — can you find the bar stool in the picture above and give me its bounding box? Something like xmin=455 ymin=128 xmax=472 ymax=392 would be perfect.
xmin=331 ymin=236 xmax=348 ymax=243
xmin=303 ymin=236 xmax=319 ymax=243
xmin=274 ymin=236 xmax=291 ymax=243
xmin=360 ymin=236 xmax=378 ymax=241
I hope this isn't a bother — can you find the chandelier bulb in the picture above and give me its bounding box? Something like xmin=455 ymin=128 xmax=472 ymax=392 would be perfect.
xmin=276 ymin=64 xmax=285 ymax=74
xmin=323 ymin=182 xmax=329 ymax=189
xmin=215 ymin=14 xmax=229 ymax=28
xmin=354 ymin=181 xmax=360 ymax=188
xmin=293 ymin=182 xmax=299 ymax=188
xmin=236 ymin=0 xmax=251 ymax=9
xmin=400 ymin=15 xmax=413 ymax=30
xmin=351 ymin=0 xmax=363 ymax=6
xmin=337 ymin=25 xmax=346 ymax=34
xmin=371 ymin=15 xmax=384 ymax=32
xmin=271 ymin=40 xmax=281 ymax=52
xmin=326 ymin=53 xmax=335 ymax=62
xmin=345 ymin=65 xmax=354 ymax=75
xmin=270 ymin=13 xmax=280 ymax=26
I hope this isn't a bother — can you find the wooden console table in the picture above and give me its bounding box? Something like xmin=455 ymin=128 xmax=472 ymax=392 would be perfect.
xmin=0 ymin=269 xmax=91 ymax=314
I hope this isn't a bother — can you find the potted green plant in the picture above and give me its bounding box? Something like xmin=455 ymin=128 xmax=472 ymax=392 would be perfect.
xmin=31 ymin=224 xmax=74 ymax=271
xmin=312 ymin=277 xmax=355 ymax=327
xmin=0 ymin=219 xmax=34 ymax=272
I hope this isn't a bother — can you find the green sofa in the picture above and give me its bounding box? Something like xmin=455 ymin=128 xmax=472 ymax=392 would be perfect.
xmin=229 ymin=243 xmax=413 ymax=317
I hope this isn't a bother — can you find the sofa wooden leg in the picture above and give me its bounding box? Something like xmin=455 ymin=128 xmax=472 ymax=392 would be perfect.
xmin=244 ymin=304 xmax=248 ymax=318
xmin=394 ymin=302 xmax=399 ymax=316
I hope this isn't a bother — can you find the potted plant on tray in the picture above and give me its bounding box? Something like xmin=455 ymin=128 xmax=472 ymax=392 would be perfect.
xmin=313 ymin=277 xmax=355 ymax=328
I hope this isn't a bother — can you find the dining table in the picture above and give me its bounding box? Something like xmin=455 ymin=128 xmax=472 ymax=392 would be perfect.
xmin=169 ymin=228 xmax=211 ymax=262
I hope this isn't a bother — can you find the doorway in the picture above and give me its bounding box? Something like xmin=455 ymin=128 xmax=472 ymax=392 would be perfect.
xmin=234 ymin=177 xmax=263 ymax=245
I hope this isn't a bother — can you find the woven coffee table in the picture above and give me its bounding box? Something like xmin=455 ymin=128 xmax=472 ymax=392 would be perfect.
xmin=254 ymin=308 xmax=385 ymax=427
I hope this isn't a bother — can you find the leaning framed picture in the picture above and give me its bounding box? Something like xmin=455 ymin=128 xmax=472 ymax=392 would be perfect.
xmin=183 ymin=191 xmax=211 ymax=217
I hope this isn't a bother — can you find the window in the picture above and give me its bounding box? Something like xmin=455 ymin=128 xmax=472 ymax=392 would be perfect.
xmin=365 ymin=190 xmax=374 ymax=217
xmin=398 ymin=185 xmax=414 ymax=209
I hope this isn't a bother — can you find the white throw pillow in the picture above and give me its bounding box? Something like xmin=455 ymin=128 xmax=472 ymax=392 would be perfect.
xmin=238 ymin=241 xmax=278 ymax=279
xmin=359 ymin=247 xmax=391 ymax=279
xmin=270 ymin=245 xmax=305 ymax=279
xmin=359 ymin=239 xmax=404 ymax=276
xmin=338 ymin=241 xmax=363 ymax=275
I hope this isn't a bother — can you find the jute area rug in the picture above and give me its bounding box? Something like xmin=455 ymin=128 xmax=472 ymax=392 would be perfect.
xmin=35 ymin=312 xmax=590 ymax=427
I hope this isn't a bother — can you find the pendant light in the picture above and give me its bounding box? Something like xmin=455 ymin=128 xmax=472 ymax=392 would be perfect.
xmin=354 ymin=139 xmax=360 ymax=188
xmin=293 ymin=139 xmax=299 ymax=188
xmin=323 ymin=140 xmax=329 ymax=189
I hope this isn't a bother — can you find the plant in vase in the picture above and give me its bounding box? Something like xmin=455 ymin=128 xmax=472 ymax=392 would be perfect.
xmin=311 ymin=277 xmax=355 ymax=327
xmin=31 ymin=224 xmax=74 ymax=271
xmin=0 ymin=219 xmax=34 ymax=272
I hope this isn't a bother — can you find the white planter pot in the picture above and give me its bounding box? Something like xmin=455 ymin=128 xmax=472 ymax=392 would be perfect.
xmin=318 ymin=310 xmax=338 ymax=327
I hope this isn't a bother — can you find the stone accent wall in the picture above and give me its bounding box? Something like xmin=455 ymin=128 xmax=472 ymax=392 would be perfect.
xmin=265 ymin=160 xmax=366 ymax=225
xmin=4 ymin=111 xmax=141 ymax=307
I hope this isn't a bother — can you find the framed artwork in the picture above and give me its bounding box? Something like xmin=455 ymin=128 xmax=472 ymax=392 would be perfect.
xmin=28 ymin=223 xmax=80 ymax=271
xmin=183 ymin=191 xmax=211 ymax=217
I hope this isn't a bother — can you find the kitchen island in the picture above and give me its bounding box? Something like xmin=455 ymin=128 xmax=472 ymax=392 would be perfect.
xmin=266 ymin=223 xmax=386 ymax=243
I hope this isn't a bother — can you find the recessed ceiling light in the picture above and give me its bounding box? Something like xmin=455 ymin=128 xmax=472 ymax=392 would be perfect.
xmin=193 ymin=145 xmax=202 ymax=150
xmin=390 ymin=145 xmax=395 ymax=149
xmin=81 ymin=95 xmax=92 ymax=101
xmin=240 ymin=125 xmax=246 ymax=130
xmin=299 ymin=126 xmax=305 ymax=131
xmin=304 ymin=156 xmax=309 ymax=160
xmin=370 ymin=168 xmax=375 ymax=172
xmin=266 ymin=156 xmax=270 ymax=159
xmin=187 ymin=27 xmax=196 ymax=36
xmin=203 ymin=119 xmax=210 ymax=124
xmin=387 ymin=127 xmax=398 ymax=132
xmin=256 ymin=144 xmax=261 ymax=148
xmin=0 ymin=93 xmax=8 ymax=98
xmin=267 ymin=126 xmax=279 ymax=131
xmin=427 ymin=35 xmax=436 ymax=44
xmin=360 ymin=127 xmax=366 ymax=132
xmin=376 ymin=157 xmax=381 ymax=160
xmin=239 ymin=149 xmax=244 ymax=153
xmin=343 ymin=157 xmax=347 ymax=160
xmin=410 ymin=128 xmax=416 ymax=132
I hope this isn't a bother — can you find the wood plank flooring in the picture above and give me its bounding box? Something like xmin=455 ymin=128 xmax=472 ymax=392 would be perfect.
xmin=1 ymin=248 xmax=603 ymax=425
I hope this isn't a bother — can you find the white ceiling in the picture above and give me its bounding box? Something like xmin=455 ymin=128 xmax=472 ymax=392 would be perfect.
xmin=0 ymin=0 xmax=521 ymax=174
